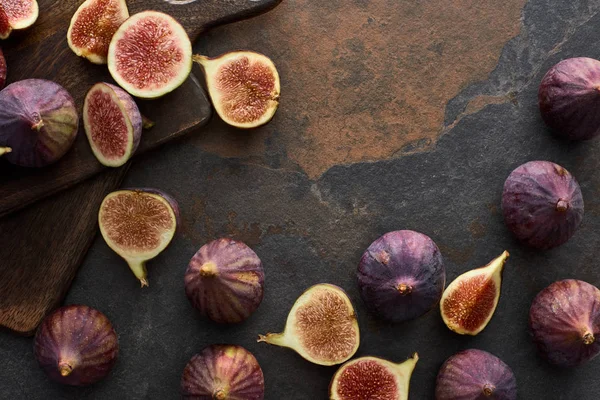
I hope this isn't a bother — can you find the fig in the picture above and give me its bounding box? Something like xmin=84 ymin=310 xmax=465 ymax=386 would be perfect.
xmin=98 ymin=189 xmax=179 ymax=287
xmin=329 ymin=353 xmax=419 ymax=400
xmin=529 ymin=279 xmax=600 ymax=367
xmin=184 ymin=238 xmax=265 ymax=324
xmin=0 ymin=47 xmax=6 ymax=88
xmin=0 ymin=79 xmax=79 ymax=167
xmin=357 ymin=230 xmax=445 ymax=323
xmin=502 ymin=160 xmax=584 ymax=249
xmin=258 ymin=283 xmax=360 ymax=366
xmin=67 ymin=0 xmax=129 ymax=64
xmin=83 ymin=82 xmax=142 ymax=167
xmin=539 ymin=57 xmax=600 ymax=141
xmin=34 ymin=305 xmax=119 ymax=386
xmin=440 ymin=251 xmax=509 ymax=336
xmin=107 ymin=11 xmax=192 ymax=99
xmin=435 ymin=349 xmax=517 ymax=400
xmin=193 ymin=51 xmax=280 ymax=129
xmin=181 ymin=344 xmax=264 ymax=399
xmin=0 ymin=0 xmax=39 ymax=40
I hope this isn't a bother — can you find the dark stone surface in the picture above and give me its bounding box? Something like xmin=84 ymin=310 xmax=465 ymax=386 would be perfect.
xmin=3 ymin=0 xmax=600 ymax=399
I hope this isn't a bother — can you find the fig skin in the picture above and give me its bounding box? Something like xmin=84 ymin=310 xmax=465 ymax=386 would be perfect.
xmin=502 ymin=161 xmax=583 ymax=249
xmin=0 ymin=0 xmax=39 ymax=40
xmin=539 ymin=57 xmax=600 ymax=141
xmin=0 ymin=47 xmax=5 ymax=88
xmin=34 ymin=305 xmax=119 ymax=386
xmin=357 ymin=230 xmax=445 ymax=323
xmin=529 ymin=279 xmax=600 ymax=367
xmin=435 ymin=349 xmax=517 ymax=400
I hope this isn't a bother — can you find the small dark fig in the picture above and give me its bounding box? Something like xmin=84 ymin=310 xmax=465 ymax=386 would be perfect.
xmin=539 ymin=57 xmax=600 ymax=141
xmin=529 ymin=279 xmax=600 ymax=367
xmin=0 ymin=79 xmax=79 ymax=167
xmin=329 ymin=353 xmax=418 ymax=400
xmin=181 ymin=344 xmax=264 ymax=400
xmin=502 ymin=161 xmax=583 ymax=249
xmin=258 ymin=283 xmax=360 ymax=366
xmin=0 ymin=0 xmax=39 ymax=40
xmin=435 ymin=349 xmax=517 ymax=400
xmin=0 ymin=47 xmax=6 ymax=88
xmin=357 ymin=230 xmax=445 ymax=323
xmin=34 ymin=305 xmax=119 ymax=386
xmin=184 ymin=238 xmax=265 ymax=324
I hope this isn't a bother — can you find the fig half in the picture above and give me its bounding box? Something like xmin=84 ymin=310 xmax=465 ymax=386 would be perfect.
xmin=0 ymin=47 xmax=6 ymax=88
xmin=329 ymin=353 xmax=419 ymax=400
xmin=193 ymin=51 xmax=280 ymax=129
xmin=258 ymin=283 xmax=360 ymax=366
xmin=98 ymin=189 xmax=179 ymax=287
xmin=440 ymin=251 xmax=509 ymax=336
xmin=0 ymin=0 xmax=39 ymax=40
xmin=529 ymin=279 xmax=600 ymax=367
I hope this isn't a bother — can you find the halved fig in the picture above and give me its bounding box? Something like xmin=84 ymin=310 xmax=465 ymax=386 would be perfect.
xmin=107 ymin=11 xmax=192 ymax=99
xmin=0 ymin=47 xmax=6 ymax=88
xmin=98 ymin=189 xmax=179 ymax=287
xmin=330 ymin=353 xmax=419 ymax=400
xmin=0 ymin=0 xmax=39 ymax=40
xmin=440 ymin=251 xmax=509 ymax=336
xmin=193 ymin=51 xmax=280 ymax=129
xmin=258 ymin=283 xmax=360 ymax=366
xmin=67 ymin=0 xmax=129 ymax=64
xmin=83 ymin=82 xmax=142 ymax=167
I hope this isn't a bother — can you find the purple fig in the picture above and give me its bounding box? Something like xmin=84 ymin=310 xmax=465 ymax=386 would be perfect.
xmin=34 ymin=305 xmax=119 ymax=386
xmin=357 ymin=230 xmax=445 ymax=322
xmin=184 ymin=238 xmax=265 ymax=324
xmin=435 ymin=349 xmax=517 ymax=400
xmin=529 ymin=279 xmax=600 ymax=367
xmin=181 ymin=344 xmax=264 ymax=399
xmin=502 ymin=161 xmax=583 ymax=249
xmin=0 ymin=79 xmax=79 ymax=167
xmin=0 ymin=47 xmax=6 ymax=89
xmin=539 ymin=57 xmax=600 ymax=141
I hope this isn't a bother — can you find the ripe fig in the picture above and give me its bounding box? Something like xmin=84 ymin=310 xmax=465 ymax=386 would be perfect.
xmin=108 ymin=11 xmax=192 ymax=99
xmin=258 ymin=283 xmax=360 ymax=366
xmin=193 ymin=51 xmax=280 ymax=129
xmin=67 ymin=0 xmax=129 ymax=64
xmin=184 ymin=238 xmax=265 ymax=324
xmin=181 ymin=344 xmax=264 ymax=400
xmin=502 ymin=161 xmax=583 ymax=249
xmin=0 ymin=0 xmax=39 ymax=40
xmin=329 ymin=353 xmax=419 ymax=400
xmin=440 ymin=251 xmax=509 ymax=336
xmin=357 ymin=230 xmax=445 ymax=323
xmin=539 ymin=57 xmax=600 ymax=141
xmin=529 ymin=279 xmax=600 ymax=367
xmin=0 ymin=47 xmax=6 ymax=88
xmin=435 ymin=349 xmax=517 ymax=400
xmin=83 ymin=82 xmax=142 ymax=167
xmin=98 ymin=189 xmax=179 ymax=287
xmin=0 ymin=79 xmax=79 ymax=167
xmin=34 ymin=305 xmax=119 ymax=386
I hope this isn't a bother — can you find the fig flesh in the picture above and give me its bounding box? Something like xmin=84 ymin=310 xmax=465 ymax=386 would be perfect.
xmin=529 ymin=279 xmax=600 ymax=367
xmin=107 ymin=11 xmax=192 ymax=99
xmin=435 ymin=349 xmax=517 ymax=400
xmin=357 ymin=230 xmax=445 ymax=323
xmin=258 ymin=283 xmax=360 ymax=366
xmin=329 ymin=353 xmax=419 ymax=400
xmin=34 ymin=305 xmax=119 ymax=386
xmin=0 ymin=47 xmax=5 ymax=88
xmin=539 ymin=57 xmax=600 ymax=141
xmin=502 ymin=161 xmax=583 ymax=249
xmin=0 ymin=79 xmax=79 ymax=167
xmin=98 ymin=189 xmax=179 ymax=287
xmin=185 ymin=238 xmax=265 ymax=324
xmin=440 ymin=251 xmax=509 ymax=336
xmin=83 ymin=82 xmax=142 ymax=167
xmin=193 ymin=51 xmax=280 ymax=129
xmin=67 ymin=0 xmax=129 ymax=64
xmin=0 ymin=0 xmax=39 ymax=40
xmin=181 ymin=344 xmax=265 ymax=400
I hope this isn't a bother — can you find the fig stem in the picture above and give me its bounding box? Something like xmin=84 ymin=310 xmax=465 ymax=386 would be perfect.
xmin=556 ymin=199 xmax=569 ymax=212
xmin=257 ymin=333 xmax=287 ymax=347
xmin=192 ymin=54 xmax=210 ymax=66
xmin=141 ymin=115 xmax=155 ymax=129
xmin=127 ymin=260 xmax=149 ymax=288
xmin=199 ymin=262 xmax=218 ymax=278
xmin=58 ymin=363 xmax=73 ymax=377
xmin=482 ymin=384 xmax=495 ymax=396
xmin=0 ymin=147 xmax=11 ymax=156
xmin=31 ymin=120 xmax=44 ymax=131
xmin=213 ymin=389 xmax=226 ymax=400
xmin=396 ymin=283 xmax=412 ymax=296
xmin=583 ymin=331 xmax=595 ymax=345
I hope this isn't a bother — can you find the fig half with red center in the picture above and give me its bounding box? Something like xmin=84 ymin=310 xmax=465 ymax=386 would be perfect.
xmin=529 ymin=279 xmax=600 ymax=367
xmin=0 ymin=47 xmax=6 ymax=88
xmin=0 ymin=0 xmax=39 ymax=40
xmin=502 ymin=161 xmax=583 ymax=249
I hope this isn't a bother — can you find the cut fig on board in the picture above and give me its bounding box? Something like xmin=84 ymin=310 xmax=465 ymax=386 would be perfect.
xmin=440 ymin=251 xmax=509 ymax=336
xmin=67 ymin=0 xmax=129 ymax=64
xmin=330 ymin=353 xmax=419 ymax=400
xmin=0 ymin=0 xmax=39 ymax=40
xmin=0 ymin=47 xmax=5 ymax=88
xmin=258 ymin=283 xmax=360 ymax=366
xmin=107 ymin=11 xmax=192 ymax=99
xmin=193 ymin=51 xmax=280 ymax=129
